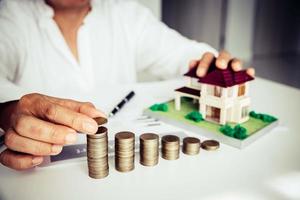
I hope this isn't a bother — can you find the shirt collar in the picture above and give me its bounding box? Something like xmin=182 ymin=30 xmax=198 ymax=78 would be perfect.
xmin=37 ymin=0 xmax=99 ymax=26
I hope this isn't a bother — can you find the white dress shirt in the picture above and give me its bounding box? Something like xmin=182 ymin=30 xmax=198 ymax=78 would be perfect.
xmin=0 ymin=0 xmax=217 ymax=103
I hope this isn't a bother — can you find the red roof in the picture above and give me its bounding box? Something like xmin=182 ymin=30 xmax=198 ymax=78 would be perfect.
xmin=184 ymin=60 xmax=254 ymax=88
xmin=175 ymin=87 xmax=200 ymax=97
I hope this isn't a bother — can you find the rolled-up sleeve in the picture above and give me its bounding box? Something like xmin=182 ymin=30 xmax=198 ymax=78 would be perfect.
xmin=125 ymin=1 xmax=218 ymax=79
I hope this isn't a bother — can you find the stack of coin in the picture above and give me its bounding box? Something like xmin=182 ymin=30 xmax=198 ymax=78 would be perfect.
xmin=87 ymin=126 xmax=109 ymax=179
xmin=182 ymin=137 xmax=201 ymax=155
xmin=161 ymin=135 xmax=180 ymax=160
xmin=201 ymin=140 xmax=220 ymax=151
xmin=115 ymin=131 xmax=135 ymax=172
xmin=140 ymin=133 xmax=159 ymax=166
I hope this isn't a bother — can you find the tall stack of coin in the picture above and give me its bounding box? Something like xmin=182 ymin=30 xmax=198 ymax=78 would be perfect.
xmin=115 ymin=131 xmax=135 ymax=172
xmin=161 ymin=135 xmax=180 ymax=160
xmin=140 ymin=133 xmax=159 ymax=166
xmin=182 ymin=137 xmax=200 ymax=155
xmin=87 ymin=125 xmax=109 ymax=179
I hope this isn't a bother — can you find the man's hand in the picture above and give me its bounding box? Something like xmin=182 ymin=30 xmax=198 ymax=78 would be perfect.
xmin=189 ymin=50 xmax=255 ymax=77
xmin=0 ymin=93 xmax=105 ymax=170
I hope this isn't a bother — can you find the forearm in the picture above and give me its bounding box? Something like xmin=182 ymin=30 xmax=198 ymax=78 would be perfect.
xmin=133 ymin=2 xmax=218 ymax=79
xmin=0 ymin=100 xmax=18 ymax=131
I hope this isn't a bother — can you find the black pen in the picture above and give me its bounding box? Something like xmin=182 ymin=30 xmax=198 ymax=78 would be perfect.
xmin=109 ymin=91 xmax=135 ymax=117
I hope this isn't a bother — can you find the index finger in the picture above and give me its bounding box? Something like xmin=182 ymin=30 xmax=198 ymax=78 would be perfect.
xmin=215 ymin=50 xmax=231 ymax=69
xmin=196 ymin=52 xmax=215 ymax=77
xmin=33 ymin=101 xmax=98 ymax=134
xmin=44 ymin=96 xmax=106 ymax=118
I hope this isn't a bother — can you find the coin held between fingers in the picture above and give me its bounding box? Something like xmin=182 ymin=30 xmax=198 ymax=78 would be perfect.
xmin=93 ymin=117 xmax=108 ymax=126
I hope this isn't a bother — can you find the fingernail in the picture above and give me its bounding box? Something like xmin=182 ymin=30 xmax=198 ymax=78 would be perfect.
xmin=247 ymin=68 xmax=255 ymax=77
xmin=197 ymin=68 xmax=205 ymax=77
xmin=65 ymin=133 xmax=77 ymax=144
xmin=95 ymin=109 xmax=106 ymax=117
xmin=219 ymin=59 xmax=227 ymax=68
xmin=83 ymin=120 xmax=97 ymax=133
xmin=51 ymin=145 xmax=63 ymax=155
xmin=32 ymin=157 xmax=43 ymax=165
xmin=232 ymin=62 xmax=241 ymax=71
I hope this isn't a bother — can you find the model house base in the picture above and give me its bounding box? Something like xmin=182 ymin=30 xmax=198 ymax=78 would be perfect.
xmin=144 ymin=99 xmax=278 ymax=149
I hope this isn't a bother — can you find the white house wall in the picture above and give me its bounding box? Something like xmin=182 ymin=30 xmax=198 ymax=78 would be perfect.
xmin=177 ymin=82 xmax=252 ymax=124
xmin=200 ymin=96 xmax=225 ymax=108
xmin=245 ymin=82 xmax=250 ymax=96
xmin=232 ymin=85 xmax=239 ymax=97
xmin=232 ymin=97 xmax=251 ymax=123
xmin=185 ymin=77 xmax=192 ymax=87
xmin=186 ymin=78 xmax=202 ymax=90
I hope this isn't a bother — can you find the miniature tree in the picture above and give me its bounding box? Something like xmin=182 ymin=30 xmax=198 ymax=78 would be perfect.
xmin=219 ymin=124 xmax=235 ymax=137
xmin=150 ymin=103 xmax=168 ymax=112
xmin=233 ymin=125 xmax=248 ymax=139
xmin=220 ymin=124 xmax=248 ymax=140
xmin=250 ymin=111 xmax=277 ymax=123
xmin=185 ymin=111 xmax=204 ymax=122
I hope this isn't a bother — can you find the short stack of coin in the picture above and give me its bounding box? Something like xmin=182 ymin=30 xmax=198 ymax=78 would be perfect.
xmin=140 ymin=133 xmax=159 ymax=166
xmin=182 ymin=137 xmax=200 ymax=155
xmin=87 ymin=126 xmax=109 ymax=179
xmin=115 ymin=132 xmax=135 ymax=172
xmin=201 ymin=140 xmax=220 ymax=151
xmin=161 ymin=135 xmax=180 ymax=160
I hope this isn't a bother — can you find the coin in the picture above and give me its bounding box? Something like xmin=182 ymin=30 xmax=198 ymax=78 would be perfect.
xmin=89 ymin=170 xmax=109 ymax=179
xmin=161 ymin=135 xmax=180 ymax=160
xmin=201 ymin=140 xmax=220 ymax=151
xmin=115 ymin=131 xmax=135 ymax=172
xmin=182 ymin=137 xmax=200 ymax=155
xmin=162 ymin=135 xmax=180 ymax=143
xmin=140 ymin=133 xmax=159 ymax=166
xmin=115 ymin=132 xmax=135 ymax=141
xmin=87 ymin=126 xmax=107 ymax=139
xmin=94 ymin=117 xmax=108 ymax=126
xmin=86 ymin=125 xmax=109 ymax=179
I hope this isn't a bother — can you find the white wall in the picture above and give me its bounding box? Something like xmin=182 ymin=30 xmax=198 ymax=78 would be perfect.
xmin=162 ymin=0 xmax=256 ymax=60
xmin=162 ymin=0 xmax=223 ymax=50
xmin=224 ymin=0 xmax=256 ymax=61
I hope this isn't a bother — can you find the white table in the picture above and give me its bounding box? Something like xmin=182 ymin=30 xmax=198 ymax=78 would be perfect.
xmin=0 ymin=78 xmax=300 ymax=200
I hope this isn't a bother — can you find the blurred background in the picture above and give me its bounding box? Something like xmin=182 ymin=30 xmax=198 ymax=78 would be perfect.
xmin=138 ymin=0 xmax=300 ymax=88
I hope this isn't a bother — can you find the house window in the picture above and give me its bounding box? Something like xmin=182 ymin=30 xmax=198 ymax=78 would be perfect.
xmin=207 ymin=85 xmax=222 ymax=97
xmin=214 ymin=86 xmax=222 ymax=97
xmin=241 ymin=106 xmax=249 ymax=118
xmin=206 ymin=106 xmax=220 ymax=122
xmin=238 ymin=84 xmax=246 ymax=96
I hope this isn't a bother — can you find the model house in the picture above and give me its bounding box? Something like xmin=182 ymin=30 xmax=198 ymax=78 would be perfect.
xmin=175 ymin=63 xmax=254 ymax=125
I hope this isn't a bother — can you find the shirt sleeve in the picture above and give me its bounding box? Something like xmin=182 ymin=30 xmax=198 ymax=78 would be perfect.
xmin=0 ymin=8 xmax=30 ymax=103
xmin=119 ymin=1 xmax=218 ymax=79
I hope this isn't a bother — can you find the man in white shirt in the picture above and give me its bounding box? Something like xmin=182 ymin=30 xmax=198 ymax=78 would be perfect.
xmin=0 ymin=0 xmax=254 ymax=170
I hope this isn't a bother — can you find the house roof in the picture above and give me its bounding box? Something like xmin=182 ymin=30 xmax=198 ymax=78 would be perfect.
xmin=175 ymin=87 xmax=200 ymax=97
xmin=184 ymin=60 xmax=254 ymax=88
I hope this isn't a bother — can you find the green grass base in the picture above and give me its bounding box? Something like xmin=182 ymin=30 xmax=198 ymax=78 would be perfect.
xmin=147 ymin=99 xmax=276 ymax=138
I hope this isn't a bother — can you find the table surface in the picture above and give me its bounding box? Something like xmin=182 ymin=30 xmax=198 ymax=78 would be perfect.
xmin=0 ymin=78 xmax=300 ymax=200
